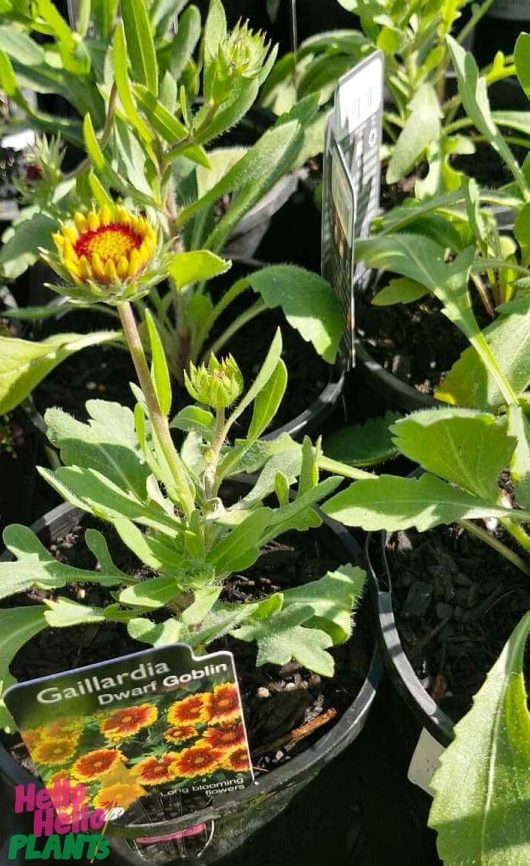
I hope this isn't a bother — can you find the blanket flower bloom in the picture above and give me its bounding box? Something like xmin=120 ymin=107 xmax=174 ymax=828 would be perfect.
xmin=100 ymin=703 xmax=158 ymax=741
xmin=221 ymin=746 xmax=250 ymax=773
xmin=167 ymin=694 xmax=209 ymax=726
xmin=134 ymin=753 xmax=180 ymax=786
xmin=72 ymin=748 xmax=124 ymax=782
xmin=205 ymin=683 xmax=240 ymax=723
xmin=171 ymin=745 xmax=223 ymax=778
xmin=42 ymin=204 xmax=161 ymax=304
xmin=33 ymin=738 xmax=77 ymax=766
xmin=202 ymin=721 xmax=245 ymax=751
xmin=93 ymin=782 xmax=145 ymax=813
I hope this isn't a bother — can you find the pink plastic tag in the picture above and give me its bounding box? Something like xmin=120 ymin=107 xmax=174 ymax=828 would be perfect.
xmin=137 ymin=823 xmax=207 ymax=844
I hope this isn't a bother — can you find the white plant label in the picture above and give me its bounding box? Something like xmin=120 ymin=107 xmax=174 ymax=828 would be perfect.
xmin=487 ymin=0 xmax=530 ymax=19
xmin=407 ymin=727 xmax=446 ymax=797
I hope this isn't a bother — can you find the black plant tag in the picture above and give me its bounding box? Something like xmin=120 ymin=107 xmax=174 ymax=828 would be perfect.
xmin=322 ymin=51 xmax=384 ymax=367
xmin=5 ymin=643 xmax=253 ymax=843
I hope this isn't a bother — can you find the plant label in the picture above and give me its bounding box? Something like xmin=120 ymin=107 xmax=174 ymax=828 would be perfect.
xmin=322 ymin=120 xmax=356 ymax=363
xmin=407 ymin=727 xmax=445 ymax=797
xmin=5 ymin=643 xmax=253 ymax=848
xmin=322 ymin=50 xmax=384 ymax=366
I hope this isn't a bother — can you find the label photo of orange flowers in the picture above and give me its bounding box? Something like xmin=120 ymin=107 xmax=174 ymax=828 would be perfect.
xmin=5 ymin=645 xmax=254 ymax=820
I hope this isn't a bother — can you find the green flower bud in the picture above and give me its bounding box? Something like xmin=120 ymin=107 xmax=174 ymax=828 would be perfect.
xmin=221 ymin=21 xmax=271 ymax=80
xmin=184 ymin=354 xmax=244 ymax=410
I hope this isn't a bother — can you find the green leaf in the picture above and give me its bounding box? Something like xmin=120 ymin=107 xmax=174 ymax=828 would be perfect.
xmin=391 ymin=409 xmax=515 ymax=500
xmin=167 ymin=250 xmax=231 ymax=290
xmin=515 ymin=33 xmax=530 ymax=104
xmin=113 ymin=20 xmax=154 ymax=145
xmin=436 ymin=294 xmax=530 ymax=410
xmin=247 ymin=358 xmax=288 ymax=441
xmin=181 ymin=587 xmax=222 ymax=627
xmin=113 ymin=517 xmax=185 ymax=572
xmin=145 ymin=310 xmax=172 ymax=417
xmin=387 ymin=84 xmax=441 ymax=184
xmin=0 ymin=331 xmax=120 ymax=414
xmin=234 ymin=603 xmax=335 ymax=676
xmin=165 ymin=4 xmax=201 ymax=82
xmin=246 ymin=265 xmax=341 ymax=364
xmin=128 ymin=616 xmax=185 ymax=647
xmin=170 ymin=406 xmax=214 ymax=438
xmin=0 ymin=524 xmax=122 ymax=603
xmin=43 ymin=597 xmax=105 ymax=628
xmin=120 ymin=0 xmax=158 ymax=94
xmin=282 ymin=564 xmax=366 ymax=644
xmin=372 ymin=278 xmax=428 ymax=307
xmin=0 ymin=26 xmax=46 ymax=66
xmin=119 ymin=575 xmax=180 ymax=609
xmin=207 ymin=508 xmax=273 ymax=573
xmin=507 ymin=405 xmax=530 ymax=509
xmin=0 ymin=214 xmax=57 ymax=268
xmin=225 ymin=328 xmax=283 ymax=432
xmin=322 ymin=474 xmax=529 ymax=532
xmin=324 ymin=413 xmax=401 ymax=467
xmin=447 ymin=35 xmax=526 ymax=193
xmin=45 ymin=400 xmax=149 ymax=500
xmin=133 ymin=85 xmax=210 ymax=168
xmin=429 ymin=610 xmax=530 ymax=866
xmin=1 ymin=607 xmax=48 ymax=731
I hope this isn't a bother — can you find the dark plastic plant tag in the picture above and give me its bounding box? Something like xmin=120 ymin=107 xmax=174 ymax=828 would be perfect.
xmin=322 ymin=121 xmax=356 ymax=365
xmin=5 ymin=643 xmax=253 ymax=836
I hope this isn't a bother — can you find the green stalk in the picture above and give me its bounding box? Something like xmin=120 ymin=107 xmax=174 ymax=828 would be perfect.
xmin=192 ymin=277 xmax=251 ymax=361
xmin=502 ymin=520 xmax=530 ymax=560
xmin=201 ymin=299 xmax=267 ymax=362
xmin=470 ymin=332 xmax=519 ymax=407
xmin=205 ymin=407 xmax=226 ymax=500
xmin=460 ymin=520 xmax=530 ymax=576
xmin=118 ymin=300 xmax=194 ymax=518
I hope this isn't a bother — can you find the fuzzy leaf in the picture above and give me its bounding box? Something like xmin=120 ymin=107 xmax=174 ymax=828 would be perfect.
xmin=234 ymin=603 xmax=335 ymax=676
xmin=0 ymin=524 xmax=123 ymax=602
xmin=391 ymin=409 xmax=515 ymax=500
xmin=322 ymin=474 xmax=529 ymax=532
xmin=128 ymin=616 xmax=185 ymax=647
xmin=45 ymin=400 xmax=149 ymax=500
xmin=371 ymin=277 xmax=428 ymax=307
xmin=0 ymin=331 xmax=119 ymax=414
xmin=507 ymin=405 xmax=530 ymax=510
xmin=282 ymin=564 xmax=366 ymax=643
xmin=387 ymin=83 xmax=441 ymax=184
xmin=168 ymin=250 xmax=231 ymax=291
xmin=43 ymin=597 xmax=105 ymax=628
xmin=119 ymin=575 xmax=180 ymax=610
xmin=429 ymin=610 xmax=530 ymax=866
xmin=436 ymin=294 xmax=530 ymax=410
xmin=246 ymin=266 xmax=342 ymax=364
xmin=145 ymin=310 xmax=172 ymax=417
xmin=247 ymin=358 xmax=288 ymax=441
xmin=207 ymin=508 xmax=274 ymax=573
xmin=121 ymin=0 xmax=158 ymax=93
xmin=1 ymin=607 xmax=48 ymax=731
xmin=324 ymin=413 xmax=401 ymax=467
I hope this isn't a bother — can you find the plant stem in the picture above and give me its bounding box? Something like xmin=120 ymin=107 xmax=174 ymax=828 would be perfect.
xmin=201 ymin=299 xmax=267 ymax=362
xmin=460 ymin=520 xmax=530 ymax=576
xmin=192 ymin=277 xmax=251 ymax=361
xmin=205 ymin=407 xmax=226 ymax=500
xmin=502 ymin=519 xmax=530 ymax=560
xmin=118 ymin=300 xmax=194 ymax=518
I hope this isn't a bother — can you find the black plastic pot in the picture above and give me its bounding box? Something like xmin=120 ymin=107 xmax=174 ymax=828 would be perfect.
xmin=0 ymin=497 xmax=382 ymax=865
xmin=355 ymin=341 xmax=440 ymax=414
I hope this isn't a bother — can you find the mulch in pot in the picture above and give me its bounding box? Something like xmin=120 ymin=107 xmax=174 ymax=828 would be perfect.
xmin=3 ymin=514 xmax=371 ymax=777
xmin=386 ymin=523 xmax=530 ymax=722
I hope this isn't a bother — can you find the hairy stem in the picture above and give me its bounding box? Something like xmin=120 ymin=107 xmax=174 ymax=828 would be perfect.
xmin=118 ymin=300 xmax=194 ymax=518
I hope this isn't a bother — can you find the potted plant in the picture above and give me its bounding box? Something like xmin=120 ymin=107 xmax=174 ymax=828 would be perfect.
xmin=0 ymin=198 xmax=379 ymax=862
xmin=0 ymin=1 xmax=347 ymax=441
xmin=322 ymin=365 xmax=530 ymax=861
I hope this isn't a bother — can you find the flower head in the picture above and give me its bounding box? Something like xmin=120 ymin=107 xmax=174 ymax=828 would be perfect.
xmin=171 ymin=745 xmax=222 ymax=779
xmin=167 ymin=694 xmax=209 ymax=726
xmin=100 ymin=704 xmax=158 ymax=742
xmin=163 ymin=725 xmax=197 ymax=745
xmin=33 ymin=738 xmax=77 ymax=766
xmin=202 ymin=721 xmax=245 ymax=752
xmin=134 ymin=753 xmax=180 ymax=786
xmin=205 ymin=683 xmax=240 ymax=723
xmin=222 ymin=21 xmax=272 ymax=80
xmin=221 ymin=747 xmax=250 ymax=774
xmin=43 ymin=204 xmax=160 ymax=305
xmin=184 ymin=354 xmax=243 ymax=410
xmin=72 ymin=749 xmax=124 ymax=782
xmin=93 ymin=782 xmax=145 ymax=813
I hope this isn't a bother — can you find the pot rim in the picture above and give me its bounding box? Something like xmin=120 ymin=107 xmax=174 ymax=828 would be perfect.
xmin=0 ymin=496 xmax=382 ymax=838
xmin=365 ymin=529 xmax=454 ymax=748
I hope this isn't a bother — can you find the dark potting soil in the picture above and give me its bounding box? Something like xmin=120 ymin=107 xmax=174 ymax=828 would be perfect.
xmin=386 ymin=524 xmax=530 ymax=722
xmin=4 ymin=513 xmax=370 ymax=778
xmin=356 ymin=291 xmax=467 ymax=395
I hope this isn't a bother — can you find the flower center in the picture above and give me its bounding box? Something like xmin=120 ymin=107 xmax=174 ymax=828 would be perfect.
xmin=75 ymin=224 xmax=142 ymax=264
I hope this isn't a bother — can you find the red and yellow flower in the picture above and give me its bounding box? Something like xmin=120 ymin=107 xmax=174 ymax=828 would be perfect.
xmin=202 ymin=721 xmax=245 ymax=752
xmin=221 ymin=747 xmax=250 ymax=774
xmin=171 ymin=745 xmax=223 ymax=779
xmin=42 ymin=718 xmax=83 ymax=739
xmin=163 ymin=725 xmax=197 ymax=745
xmin=22 ymin=729 xmax=43 ymax=751
xmin=43 ymin=204 xmax=160 ymax=304
xmin=93 ymin=782 xmax=145 ymax=813
xmin=205 ymin=683 xmax=240 ymax=723
xmin=167 ymin=694 xmax=208 ymax=726
xmin=33 ymin=738 xmax=77 ymax=766
xmin=100 ymin=704 xmax=158 ymax=742
xmin=134 ymin=753 xmax=180 ymax=786
xmin=72 ymin=749 xmax=124 ymax=782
